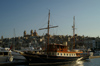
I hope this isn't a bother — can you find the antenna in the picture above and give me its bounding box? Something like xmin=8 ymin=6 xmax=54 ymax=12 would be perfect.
xmin=14 ymin=28 xmax=16 ymax=38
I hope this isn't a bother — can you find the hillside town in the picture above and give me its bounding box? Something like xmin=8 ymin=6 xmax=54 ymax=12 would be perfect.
xmin=0 ymin=29 xmax=100 ymax=52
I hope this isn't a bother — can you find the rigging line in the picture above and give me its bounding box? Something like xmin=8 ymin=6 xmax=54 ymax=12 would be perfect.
xmin=50 ymin=14 xmax=59 ymax=26
xmin=39 ymin=13 xmax=58 ymax=36
xmin=51 ymin=16 xmax=63 ymax=34
xmin=42 ymin=29 xmax=47 ymax=35
xmin=37 ymin=15 xmax=48 ymax=29
xmin=51 ymin=13 xmax=70 ymax=28
xmin=39 ymin=21 xmax=48 ymax=29
xmin=50 ymin=14 xmax=59 ymax=35
xmin=57 ymin=27 xmax=66 ymax=35
xmin=33 ymin=14 xmax=48 ymax=30
xmin=50 ymin=13 xmax=59 ymax=27
xmin=38 ymin=29 xmax=47 ymax=36
xmin=53 ymin=19 xmax=70 ymax=35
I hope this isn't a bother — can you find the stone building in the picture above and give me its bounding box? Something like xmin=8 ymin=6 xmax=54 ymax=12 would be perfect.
xmin=24 ymin=30 xmax=38 ymax=38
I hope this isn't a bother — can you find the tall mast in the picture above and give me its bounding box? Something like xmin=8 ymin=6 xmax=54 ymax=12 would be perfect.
xmin=73 ymin=16 xmax=75 ymax=49
xmin=39 ymin=10 xmax=58 ymax=53
xmin=47 ymin=10 xmax=50 ymax=47
xmin=10 ymin=28 xmax=16 ymax=51
xmin=13 ymin=28 xmax=16 ymax=50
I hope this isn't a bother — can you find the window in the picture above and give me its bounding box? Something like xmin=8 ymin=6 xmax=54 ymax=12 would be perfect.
xmin=64 ymin=53 xmax=65 ymax=56
xmin=61 ymin=46 xmax=64 ymax=49
xmin=35 ymin=51 xmax=37 ymax=53
xmin=57 ymin=45 xmax=59 ymax=49
xmin=58 ymin=53 xmax=59 ymax=55
xmin=4 ymin=52 xmax=8 ymax=56
xmin=0 ymin=52 xmax=3 ymax=55
xmin=61 ymin=53 xmax=62 ymax=56
xmin=67 ymin=54 xmax=68 ymax=56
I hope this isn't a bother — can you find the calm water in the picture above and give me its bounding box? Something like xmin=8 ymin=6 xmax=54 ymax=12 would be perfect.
xmin=5 ymin=58 xmax=100 ymax=66
xmin=29 ymin=58 xmax=100 ymax=66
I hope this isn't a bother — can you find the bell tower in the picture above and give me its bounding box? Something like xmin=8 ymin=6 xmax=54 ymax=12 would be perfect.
xmin=24 ymin=30 xmax=26 ymax=36
xmin=1 ymin=36 xmax=3 ymax=40
xmin=33 ymin=30 xmax=38 ymax=36
xmin=31 ymin=30 xmax=33 ymax=36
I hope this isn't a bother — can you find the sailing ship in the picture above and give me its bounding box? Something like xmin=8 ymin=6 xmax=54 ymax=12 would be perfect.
xmin=20 ymin=10 xmax=90 ymax=63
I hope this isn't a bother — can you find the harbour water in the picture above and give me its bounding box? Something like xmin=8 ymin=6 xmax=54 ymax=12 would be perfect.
xmin=1 ymin=58 xmax=100 ymax=66
xmin=29 ymin=58 xmax=100 ymax=66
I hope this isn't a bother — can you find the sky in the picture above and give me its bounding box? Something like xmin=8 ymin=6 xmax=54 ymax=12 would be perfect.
xmin=0 ymin=0 xmax=100 ymax=38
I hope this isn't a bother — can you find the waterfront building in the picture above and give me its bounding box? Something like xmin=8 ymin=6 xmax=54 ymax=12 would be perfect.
xmin=95 ymin=37 xmax=100 ymax=50
xmin=1 ymin=30 xmax=100 ymax=51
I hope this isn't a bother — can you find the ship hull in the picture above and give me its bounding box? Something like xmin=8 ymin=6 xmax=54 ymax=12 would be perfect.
xmin=0 ymin=56 xmax=8 ymax=62
xmin=25 ymin=56 xmax=79 ymax=63
xmin=21 ymin=53 xmax=88 ymax=63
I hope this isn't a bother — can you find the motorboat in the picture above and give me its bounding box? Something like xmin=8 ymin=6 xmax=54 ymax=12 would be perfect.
xmin=0 ymin=47 xmax=13 ymax=62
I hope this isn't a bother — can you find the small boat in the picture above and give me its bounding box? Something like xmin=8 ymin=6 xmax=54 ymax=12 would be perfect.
xmin=0 ymin=47 xmax=13 ymax=62
xmin=20 ymin=10 xmax=90 ymax=63
xmin=11 ymin=51 xmax=25 ymax=60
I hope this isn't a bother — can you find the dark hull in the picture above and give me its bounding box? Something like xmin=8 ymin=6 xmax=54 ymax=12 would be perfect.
xmin=22 ymin=53 xmax=88 ymax=63
xmin=81 ymin=55 xmax=90 ymax=60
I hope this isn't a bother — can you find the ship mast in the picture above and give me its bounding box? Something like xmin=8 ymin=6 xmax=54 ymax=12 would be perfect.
xmin=39 ymin=10 xmax=58 ymax=54
xmin=13 ymin=28 xmax=16 ymax=50
xmin=72 ymin=16 xmax=75 ymax=49
xmin=47 ymin=10 xmax=50 ymax=47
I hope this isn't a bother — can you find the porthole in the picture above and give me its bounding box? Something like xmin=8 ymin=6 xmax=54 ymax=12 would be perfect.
xmin=67 ymin=54 xmax=68 ymax=56
xmin=58 ymin=53 xmax=59 ymax=55
xmin=61 ymin=53 xmax=62 ymax=56
xmin=64 ymin=53 xmax=65 ymax=56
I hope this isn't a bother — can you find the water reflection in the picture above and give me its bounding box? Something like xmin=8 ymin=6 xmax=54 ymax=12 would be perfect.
xmin=2 ymin=58 xmax=100 ymax=66
xmin=48 ymin=58 xmax=100 ymax=66
xmin=55 ymin=61 xmax=84 ymax=66
xmin=37 ymin=60 xmax=85 ymax=66
xmin=44 ymin=60 xmax=90 ymax=66
xmin=75 ymin=60 xmax=84 ymax=66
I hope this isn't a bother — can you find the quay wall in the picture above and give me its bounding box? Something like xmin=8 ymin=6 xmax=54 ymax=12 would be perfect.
xmin=89 ymin=56 xmax=100 ymax=59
